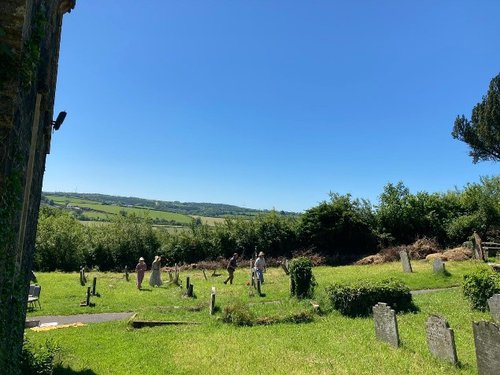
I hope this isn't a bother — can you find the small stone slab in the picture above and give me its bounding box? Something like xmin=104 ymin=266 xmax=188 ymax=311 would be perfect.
xmin=432 ymin=259 xmax=445 ymax=273
xmin=487 ymin=294 xmax=500 ymax=324
xmin=399 ymin=250 xmax=413 ymax=273
xmin=130 ymin=320 xmax=200 ymax=329
xmin=425 ymin=315 xmax=458 ymax=365
xmin=472 ymin=321 xmax=500 ymax=375
xmin=373 ymin=302 xmax=400 ymax=348
xmin=209 ymin=287 xmax=216 ymax=315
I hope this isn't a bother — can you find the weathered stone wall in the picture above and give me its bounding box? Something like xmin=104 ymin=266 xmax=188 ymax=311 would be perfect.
xmin=0 ymin=1 xmax=74 ymax=373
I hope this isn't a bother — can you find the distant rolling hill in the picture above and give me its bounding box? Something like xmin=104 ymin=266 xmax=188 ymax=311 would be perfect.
xmin=41 ymin=192 xmax=297 ymax=226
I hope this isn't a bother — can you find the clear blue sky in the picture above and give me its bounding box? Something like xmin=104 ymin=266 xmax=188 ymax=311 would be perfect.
xmin=43 ymin=0 xmax=499 ymax=212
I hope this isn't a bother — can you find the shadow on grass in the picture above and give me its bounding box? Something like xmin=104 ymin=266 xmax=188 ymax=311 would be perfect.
xmin=54 ymin=365 xmax=97 ymax=375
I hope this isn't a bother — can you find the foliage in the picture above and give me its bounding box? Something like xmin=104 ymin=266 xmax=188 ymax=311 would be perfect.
xmin=20 ymin=338 xmax=59 ymax=375
xmin=21 ymin=9 xmax=48 ymax=88
xmin=35 ymin=207 xmax=90 ymax=271
xmin=298 ymin=193 xmax=377 ymax=261
xmin=452 ymin=73 xmax=500 ymax=163
xmin=289 ymin=257 xmax=316 ymax=299
xmin=462 ymin=268 xmax=500 ymax=311
xmin=222 ymin=302 xmax=254 ymax=326
xmin=326 ymin=279 xmax=415 ymax=317
xmin=0 ymin=26 xmax=17 ymax=90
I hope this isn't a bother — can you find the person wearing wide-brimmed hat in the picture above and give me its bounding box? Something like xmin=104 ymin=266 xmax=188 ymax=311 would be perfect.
xmin=254 ymin=251 xmax=266 ymax=284
xmin=135 ymin=257 xmax=147 ymax=289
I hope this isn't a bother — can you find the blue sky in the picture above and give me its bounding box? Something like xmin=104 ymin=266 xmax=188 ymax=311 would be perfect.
xmin=44 ymin=0 xmax=499 ymax=212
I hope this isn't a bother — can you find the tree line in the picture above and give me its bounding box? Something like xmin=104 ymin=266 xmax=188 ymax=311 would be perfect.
xmin=34 ymin=176 xmax=499 ymax=272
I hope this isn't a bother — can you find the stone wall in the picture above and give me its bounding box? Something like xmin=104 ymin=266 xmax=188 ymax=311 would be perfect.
xmin=0 ymin=1 xmax=74 ymax=373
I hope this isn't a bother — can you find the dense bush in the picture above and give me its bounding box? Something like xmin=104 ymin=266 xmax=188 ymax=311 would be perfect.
xmin=326 ymin=279 xmax=415 ymax=317
xmin=463 ymin=268 xmax=500 ymax=311
xmin=20 ymin=338 xmax=59 ymax=375
xmin=35 ymin=207 xmax=90 ymax=271
xmin=289 ymin=257 xmax=316 ymax=299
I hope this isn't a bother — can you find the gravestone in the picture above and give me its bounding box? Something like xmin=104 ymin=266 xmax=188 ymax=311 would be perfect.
xmin=186 ymin=277 xmax=191 ymax=290
xmin=202 ymin=269 xmax=208 ymax=281
xmin=487 ymin=294 xmax=500 ymax=324
xmin=168 ymin=270 xmax=173 ymax=282
xmin=432 ymin=259 xmax=445 ymax=273
xmin=92 ymin=276 xmax=97 ymax=295
xmin=187 ymin=284 xmax=194 ymax=298
xmin=399 ymin=250 xmax=413 ymax=273
xmin=373 ymin=302 xmax=400 ymax=348
xmin=79 ymin=267 xmax=87 ymax=286
xmin=425 ymin=315 xmax=458 ymax=365
xmin=472 ymin=321 xmax=500 ymax=375
xmin=124 ymin=266 xmax=129 ymax=282
xmin=209 ymin=287 xmax=216 ymax=315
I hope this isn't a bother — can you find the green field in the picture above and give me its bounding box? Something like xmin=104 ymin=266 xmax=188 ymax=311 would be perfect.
xmin=45 ymin=194 xmax=202 ymax=225
xmin=25 ymin=260 xmax=494 ymax=374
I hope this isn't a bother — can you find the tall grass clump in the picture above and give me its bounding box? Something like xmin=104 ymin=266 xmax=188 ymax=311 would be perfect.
xmin=463 ymin=268 xmax=500 ymax=311
xmin=326 ymin=279 xmax=415 ymax=317
xmin=20 ymin=338 xmax=60 ymax=375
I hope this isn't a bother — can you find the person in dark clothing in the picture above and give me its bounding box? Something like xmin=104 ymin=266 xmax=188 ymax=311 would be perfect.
xmin=224 ymin=253 xmax=238 ymax=284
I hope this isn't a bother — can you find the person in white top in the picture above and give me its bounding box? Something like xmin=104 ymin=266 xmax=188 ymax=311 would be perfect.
xmin=254 ymin=251 xmax=266 ymax=284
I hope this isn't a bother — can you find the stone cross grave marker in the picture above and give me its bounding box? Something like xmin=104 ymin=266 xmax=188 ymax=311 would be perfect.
xmin=425 ymin=315 xmax=458 ymax=365
xmin=432 ymin=258 xmax=445 ymax=273
xmin=373 ymin=302 xmax=400 ymax=348
xmin=209 ymin=287 xmax=216 ymax=315
xmin=487 ymin=294 xmax=500 ymax=324
xmin=399 ymin=250 xmax=413 ymax=273
xmin=472 ymin=321 xmax=500 ymax=375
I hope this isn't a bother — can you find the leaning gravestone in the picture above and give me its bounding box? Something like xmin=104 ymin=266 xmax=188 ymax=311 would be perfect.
xmin=432 ymin=258 xmax=445 ymax=273
xmin=399 ymin=250 xmax=413 ymax=273
xmin=425 ymin=315 xmax=458 ymax=365
xmin=472 ymin=321 xmax=500 ymax=375
xmin=373 ymin=302 xmax=400 ymax=348
xmin=487 ymin=294 xmax=500 ymax=324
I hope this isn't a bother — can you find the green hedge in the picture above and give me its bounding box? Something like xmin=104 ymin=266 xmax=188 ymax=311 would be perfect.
xmin=463 ymin=268 xmax=500 ymax=311
xmin=325 ymin=279 xmax=416 ymax=317
xmin=289 ymin=257 xmax=316 ymax=299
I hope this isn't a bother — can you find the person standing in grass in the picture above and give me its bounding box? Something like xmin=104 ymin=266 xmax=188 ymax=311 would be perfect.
xmin=254 ymin=251 xmax=266 ymax=284
xmin=135 ymin=257 xmax=147 ymax=290
xmin=224 ymin=253 xmax=238 ymax=285
xmin=149 ymin=255 xmax=163 ymax=287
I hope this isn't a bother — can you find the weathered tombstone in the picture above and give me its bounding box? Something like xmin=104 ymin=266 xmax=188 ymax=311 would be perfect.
xmin=80 ymin=287 xmax=91 ymax=307
xmin=92 ymin=276 xmax=97 ymax=296
xmin=373 ymin=302 xmax=400 ymax=348
xmin=186 ymin=276 xmax=191 ymax=290
xmin=124 ymin=266 xmax=129 ymax=282
xmin=209 ymin=287 xmax=216 ymax=315
xmin=432 ymin=258 xmax=445 ymax=273
xmin=281 ymin=260 xmax=290 ymax=275
xmin=399 ymin=250 xmax=413 ymax=273
xmin=187 ymin=284 xmax=194 ymax=298
xmin=473 ymin=231 xmax=485 ymax=261
xmin=472 ymin=321 xmax=500 ymax=375
xmin=79 ymin=267 xmax=86 ymax=286
xmin=487 ymin=294 xmax=500 ymax=324
xmin=425 ymin=315 xmax=458 ymax=365
xmin=168 ymin=270 xmax=173 ymax=282
xmin=256 ymin=279 xmax=262 ymax=296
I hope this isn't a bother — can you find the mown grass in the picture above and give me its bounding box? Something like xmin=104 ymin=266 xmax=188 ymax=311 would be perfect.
xmin=26 ymin=261 xmax=493 ymax=374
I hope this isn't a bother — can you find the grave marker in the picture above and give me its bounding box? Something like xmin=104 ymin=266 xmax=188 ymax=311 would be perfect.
xmin=92 ymin=276 xmax=97 ymax=296
xmin=425 ymin=315 xmax=458 ymax=365
xmin=432 ymin=259 xmax=445 ymax=273
xmin=399 ymin=250 xmax=413 ymax=273
xmin=187 ymin=284 xmax=194 ymax=298
xmin=79 ymin=267 xmax=86 ymax=286
xmin=202 ymin=269 xmax=208 ymax=281
xmin=124 ymin=266 xmax=129 ymax=282
xmin=472 ymin=321 xmax=500 ymax=375
xmin=487 ymin=294 xmax=500 ymax=324
xmin=373 ymin=302 xmax=400 ymax=348
xmin=209 ymin=287 xmax=216 ymax=315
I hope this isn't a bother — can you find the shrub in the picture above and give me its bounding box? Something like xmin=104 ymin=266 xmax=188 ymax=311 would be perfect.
xmin=289 ymin=257 xmax=316 ymax=299
xmin=222 ymin=302 xmax=254 ymax=326
xmin=326 ymin=279 xmax=415 ymax=317
xmin=20 ymin=338 xmax=59 ymax=375
xmin=463 ymin=268 xmax=500 ymax=311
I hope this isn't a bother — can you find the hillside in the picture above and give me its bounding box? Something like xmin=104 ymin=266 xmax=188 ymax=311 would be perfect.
xmin=41 ymin=192 xmax=297 ymax=225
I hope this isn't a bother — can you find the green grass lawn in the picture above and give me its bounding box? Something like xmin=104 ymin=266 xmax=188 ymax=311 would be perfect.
xmin=26 ymin=261 xmax=493 ymax=374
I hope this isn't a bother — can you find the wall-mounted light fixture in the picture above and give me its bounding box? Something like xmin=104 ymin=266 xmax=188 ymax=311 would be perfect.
xmin=52 ymin=111 xmax=67 ymax=130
